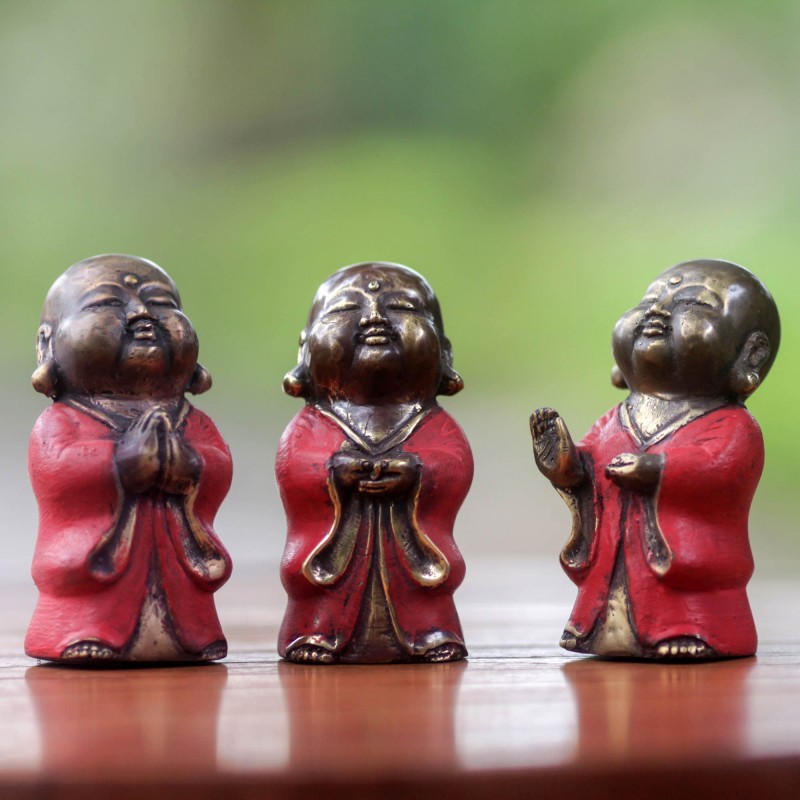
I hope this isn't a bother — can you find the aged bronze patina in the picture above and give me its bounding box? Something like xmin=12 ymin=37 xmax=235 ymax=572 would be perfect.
xmin=26 ymin=255 xmax=232 ymax=664
xmin=277 ymin=262 xmax=472 ymax=664
xmin=531 ymin=259 xmax=780 ymax=660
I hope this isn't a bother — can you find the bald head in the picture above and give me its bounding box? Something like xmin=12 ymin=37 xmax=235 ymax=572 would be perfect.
xmin=35 ymin=254 xmax=200 ymax=401
xmin=42 ymin=254 xmax=181 ymax=326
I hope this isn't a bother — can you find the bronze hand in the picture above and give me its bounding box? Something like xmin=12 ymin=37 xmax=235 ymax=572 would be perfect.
xmin=605 ymin=452 xmax=663 ymax=492
xmin=530 ymin=408 xmax=584 ymax=489
xmin=115 ymin=407 xmax=169 ymax=493
xmin=357 ymin=453 xmax=421 ymax=496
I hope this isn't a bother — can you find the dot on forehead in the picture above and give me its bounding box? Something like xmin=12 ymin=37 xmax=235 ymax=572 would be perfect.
xmin=367 ymin=280 xmax=380 ymax=292
xmin=668 ymin=275 xmax=682 ymax=286
xmin=124 ymin=274 xmax=139 ymax=286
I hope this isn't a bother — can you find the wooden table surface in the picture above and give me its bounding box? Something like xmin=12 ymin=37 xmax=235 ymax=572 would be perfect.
xmin=1 ymin=559 xmax=799 ymax=799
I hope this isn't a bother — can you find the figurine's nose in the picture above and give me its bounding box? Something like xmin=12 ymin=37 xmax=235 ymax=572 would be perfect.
xmin=126 ymin=297 xmax=155 ymax=321
xmin=647 ymin=297 xmax=671 ymax=317
xmin=360 ymin=303 xmax=388 ymax=327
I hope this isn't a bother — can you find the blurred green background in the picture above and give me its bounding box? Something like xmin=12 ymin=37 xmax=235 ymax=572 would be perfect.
xmin=2 ymin=0 xmax=797 ymax=572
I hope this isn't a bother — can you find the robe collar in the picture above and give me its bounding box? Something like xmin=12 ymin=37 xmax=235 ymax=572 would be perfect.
xmin=60 ymin=396 xmax=191 ymax=432
xmin=313 ymin=402 xmax=436 ymax=456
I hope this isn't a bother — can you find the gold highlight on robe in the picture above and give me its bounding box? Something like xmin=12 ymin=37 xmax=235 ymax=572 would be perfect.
xmin=531 ymin=259 xmax=779 ymax=660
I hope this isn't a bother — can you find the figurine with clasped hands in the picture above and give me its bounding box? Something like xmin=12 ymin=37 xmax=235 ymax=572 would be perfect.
xmin=276 ymin=262 xmax=472 ymax=664
xmin=25 ymin=254 xmax=232 ymax=663
xmin=531 ymin=259 xmax=780 ymax=660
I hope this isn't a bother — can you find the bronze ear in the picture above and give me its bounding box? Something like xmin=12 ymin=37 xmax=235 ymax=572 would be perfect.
xmin=731 ymin=331 xmax=770 ymax=398
xmin=32 ymin=324 xmax=58 ymax=397
xmin=438 ymin=367 xmax=464 ymax=396
xmin=188 ymin=363 xmax=212 ymax=395
xmin=283 ymin=365 xmax=311 ymax=398
xmin=32 ymin=360 xmax=58 ymax=398
xmin=610 ymin=365 xmax=628 ymax=390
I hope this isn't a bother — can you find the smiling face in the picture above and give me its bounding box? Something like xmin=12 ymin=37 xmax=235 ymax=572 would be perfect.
xmin=612 ymin=260 xmax=779 ymax=398
xmin=302 ymin=263 xmax=446 ymax=405
xmin=42 ymin=255 xmax=199 ymax=400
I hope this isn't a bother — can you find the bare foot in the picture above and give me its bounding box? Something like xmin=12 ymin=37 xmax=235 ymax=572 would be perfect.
xmin=559 ymin=632 xmax=579 ymax=651
xmin=60 ymin=640 xmax=119 ymax=661
xmin=200 ymin=640 xmax=227 ymax=661
xmin=287 ymin=644 xmax=337 ymax=664
xmin=654 ymin=637 xmax=716 ymax=659
xmin=422 ymin=643 xmax=467 ymax=662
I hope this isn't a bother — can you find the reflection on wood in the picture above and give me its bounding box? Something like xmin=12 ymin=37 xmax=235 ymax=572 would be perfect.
xmin=278 ymin=660 xmax=464 ymax=774
xmin=25 ymin=664 xmax=227 ymax=776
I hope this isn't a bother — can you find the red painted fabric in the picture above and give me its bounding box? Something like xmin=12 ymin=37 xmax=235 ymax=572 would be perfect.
xmin=25 ymin=402 xmax=232 ymax=659
xmin=276 ymin=405 xmax=472 ymax=657
xmin=564 ymin=405 xmax=761 ymax=656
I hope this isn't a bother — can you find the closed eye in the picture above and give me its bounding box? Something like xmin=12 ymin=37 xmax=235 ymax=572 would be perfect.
xmin=82 ymin=296 xmax=123 ymax=310
xmin=326 ymin=302 xmax=361 ymax=313
xmin=387 ymin=301 xmax=418 ymax=311
xmin=146 ymin=296 xmax=179 ymax=308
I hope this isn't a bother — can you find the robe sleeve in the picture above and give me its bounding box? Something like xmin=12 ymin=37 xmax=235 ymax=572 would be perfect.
xmin=559 ymin=407 xmax=616 ymax=577
xmin=276 ymin=407 xmax=345 ymax=598
xmin=402 ymin=410 xmax=472 ymax=591
xmin=651 ymin=407 xmax=761 ymax=589
xmin=175 ymin=408 xmax=233 ymax=588
xmin=29 ymin=404 xmax=124 ymax=595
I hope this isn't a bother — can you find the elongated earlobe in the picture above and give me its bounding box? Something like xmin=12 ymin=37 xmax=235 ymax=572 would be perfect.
xmin=188 ymin=363 xmax=212 ymax=395
xmin=731 ymin=331 xmax=770 ymax=398
xmin=32 ymin=360 xmax=58 ymax=398
xmin=439 ymin=367 xmax=463 ymax=396
xmin=611 ymin=365 xmax=628 ymax=390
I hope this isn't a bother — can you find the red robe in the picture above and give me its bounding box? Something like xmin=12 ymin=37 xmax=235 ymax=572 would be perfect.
xmin=276 ymin=404 xmax=472 ymax=660
xmin=562 ymin=404 xmax=760 ymax=656
xmin=25 ymin=401 xmax=232 ymax=660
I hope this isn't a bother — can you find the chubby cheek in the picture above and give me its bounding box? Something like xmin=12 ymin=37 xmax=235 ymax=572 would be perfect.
xmin=398 ymin=321 xmax=441 ymax=371
xmin=673 ymin=315 xmax=735 ymax=369
xmin=53 ymin=314 xmax=124 ymax=375
xmin=160 ymin=314 xmax=199 ymax=367
xmin=306 ymin=324 xmax=352 ymax=380
xmin=611 ymin=312 xmax=637 ymax=369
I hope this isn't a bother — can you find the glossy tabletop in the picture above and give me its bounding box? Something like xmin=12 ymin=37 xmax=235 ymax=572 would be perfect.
xmin=1 ymin=559 xmax=799 ymax=799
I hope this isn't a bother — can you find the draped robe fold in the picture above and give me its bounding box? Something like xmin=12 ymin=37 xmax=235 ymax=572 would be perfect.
xmin=276 ymin=404 xmax=472 ymax=661
xmin=559 ymin=404 xmax=761 ymax=657
xmin=25 ymin=401 xmax=232 ymax=660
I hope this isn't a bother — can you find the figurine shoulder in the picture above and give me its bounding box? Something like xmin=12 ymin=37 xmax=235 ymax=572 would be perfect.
xmin=579 ymin=405 xmax=623 ymax=447
xmin=682 ymin=404 xmax=763 ymax=444
xmin=279 ymin=405 xmax=340 ymax=447
xmin=30 ymin=402 xmax=108 ymax=446
xmin=418 ymin=406 xmax=470 ymax=446
xmin=183 ymin=404 xmax=226 ymax=440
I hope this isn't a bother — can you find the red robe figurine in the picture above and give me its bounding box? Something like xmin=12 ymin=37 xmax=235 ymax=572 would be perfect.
xmin=560 ymin=404 xmax=761 ymax=657
xmin=532 ymin=260 xmax=780 ymax=659
xmin=26 ymin=255 xmax=232 ymax=663
xmin=277 ymin=262 xmax=472 ymax=664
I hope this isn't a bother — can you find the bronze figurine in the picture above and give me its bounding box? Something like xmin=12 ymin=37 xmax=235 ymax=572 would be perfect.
xmin=531 ymin=259 xmax=780 ymax=659
xmin=26 ymin=255 xmax=232 ymax=663
xmin=276 ymin=262 xmax=472 ymax=664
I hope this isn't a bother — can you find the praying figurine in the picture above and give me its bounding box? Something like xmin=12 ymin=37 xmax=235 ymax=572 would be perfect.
xmin=25 ymin=254 xmax=232 ymax=663
xmin=277 ymin=262 xmax=472 ymax=664
xmin=531 ymin=259 xmax=780 ymax=659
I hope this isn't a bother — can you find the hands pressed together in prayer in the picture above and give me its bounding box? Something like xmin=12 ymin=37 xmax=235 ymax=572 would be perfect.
xmin=115 ymin=406 xmax=201 ymax=495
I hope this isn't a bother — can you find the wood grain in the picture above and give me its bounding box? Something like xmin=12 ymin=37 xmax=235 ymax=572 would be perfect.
xmin=0 ymin=559 xmax=798 ymax=799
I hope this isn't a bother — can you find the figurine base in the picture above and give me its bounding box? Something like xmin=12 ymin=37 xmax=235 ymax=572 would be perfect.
xmin=284 ymin=642 xmax=467 ymax=666
xmin=559 ymin=631 xmax=753 ymax=661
